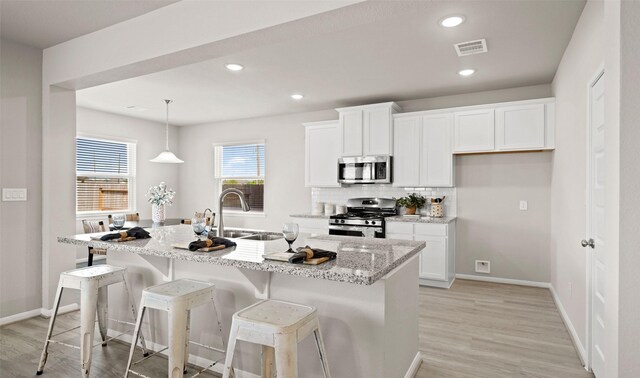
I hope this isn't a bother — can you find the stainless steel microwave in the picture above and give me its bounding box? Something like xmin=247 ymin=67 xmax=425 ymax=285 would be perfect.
xmin=338 ymin=156 xmax=392 ymax=184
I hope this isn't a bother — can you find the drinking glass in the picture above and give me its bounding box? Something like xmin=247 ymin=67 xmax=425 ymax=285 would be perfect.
xmin=112 ymin=214 xmax=126 ymax=230
xmin=282 ymin=223 xmax=299 ymax=252
xmin=192 ymin=216 xmax=207 ymax=237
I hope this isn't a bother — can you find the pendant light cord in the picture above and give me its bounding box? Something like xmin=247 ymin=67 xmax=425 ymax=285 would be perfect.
xmin=164 ymin=99 xmax=172 ymax=150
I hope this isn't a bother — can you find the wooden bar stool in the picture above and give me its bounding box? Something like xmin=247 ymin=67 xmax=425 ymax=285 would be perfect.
xmin=125 ymin=279 xmax=230 ymax=378
xmin=36 ymin=265 xmax=148 ymax=377
xmin=222 ymin=300 xmax=331 ymax=378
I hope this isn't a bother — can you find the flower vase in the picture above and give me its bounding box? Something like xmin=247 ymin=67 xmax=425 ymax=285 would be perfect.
xmin=152 ymin=204 xmax=166 ymax=223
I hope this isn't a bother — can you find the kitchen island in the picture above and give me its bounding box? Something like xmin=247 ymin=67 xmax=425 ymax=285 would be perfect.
xmin=59 ymin=225 xmax=425 ymax=377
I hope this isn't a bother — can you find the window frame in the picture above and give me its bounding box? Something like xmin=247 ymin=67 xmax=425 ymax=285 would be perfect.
xmin=75 ymin=134 xmax=137 ymax=218
xmin=213 ymin=140 xmax=266 ymax=216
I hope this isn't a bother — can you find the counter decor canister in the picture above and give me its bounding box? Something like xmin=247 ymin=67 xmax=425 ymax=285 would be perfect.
xmin=430 ymin=196 xmax=446 ymax=218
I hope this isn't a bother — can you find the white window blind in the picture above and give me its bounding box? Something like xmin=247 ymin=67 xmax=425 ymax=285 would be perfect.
xmin=214 ymin=143 xmax=265 ymax=212
xmin=76 ymin=137 xmax=136 ymax=214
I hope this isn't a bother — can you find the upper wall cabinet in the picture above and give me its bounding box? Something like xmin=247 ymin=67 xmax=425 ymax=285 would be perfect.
xmin=452 ymin=98 xmax=555 ymax=154
xmin=337 ymin=102 xmax=401 ymax=157
xmin=304 ymin=120 xmax=340 ymax=187
xmin=453 ymin=109 xmax=495 ymax=152
xmin=393 ymin=113 xmax=454 ymax=188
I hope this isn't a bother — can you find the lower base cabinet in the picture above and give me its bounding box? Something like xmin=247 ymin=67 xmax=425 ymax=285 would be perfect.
xmin=387 ymin=220 xmax=456 ymax=288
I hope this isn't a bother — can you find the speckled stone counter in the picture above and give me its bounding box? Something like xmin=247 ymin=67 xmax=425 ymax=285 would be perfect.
xmin=386 ymin=215 xmax=456 ymax=224
xmin=289 ymin=213 xmax=330 ymax=219
xmin=59 ymin=225 xmax=425 ymax=285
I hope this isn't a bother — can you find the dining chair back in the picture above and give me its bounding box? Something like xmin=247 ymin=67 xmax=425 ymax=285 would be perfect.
xmin=81 ymin=220 xmax=108 ymax=266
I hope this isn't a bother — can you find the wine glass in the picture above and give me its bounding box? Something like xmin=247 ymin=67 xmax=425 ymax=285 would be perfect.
xmin=191 ymin=216 xmax=206 ymax=237
xmin=282 ymin=223 xmax=299 ymax=252
xmin=112 ymin=214 xmax=126 ymax=230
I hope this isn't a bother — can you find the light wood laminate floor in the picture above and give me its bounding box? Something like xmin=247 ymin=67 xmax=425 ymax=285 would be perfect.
xmin=0 ymin=279 xmax=592 ymax=377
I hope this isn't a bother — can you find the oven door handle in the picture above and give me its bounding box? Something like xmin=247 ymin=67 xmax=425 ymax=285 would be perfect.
xmin=328 ymin=225 xmax=380 ymax=232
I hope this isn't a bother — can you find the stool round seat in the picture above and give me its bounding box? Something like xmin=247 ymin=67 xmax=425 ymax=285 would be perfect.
xmin=223 ymin=299 xmax=331 ymax=378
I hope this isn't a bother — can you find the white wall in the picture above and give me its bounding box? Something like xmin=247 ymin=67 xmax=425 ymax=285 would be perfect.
xmin=550 ymin=0 xmax=603 ymax=356
xmin=0 ymin=39 xmax=43 ymax=318
xmin=604 ymin=0 xmax=640 ymax=376
xmin=455 ymin=152 xmax=552 ymax=282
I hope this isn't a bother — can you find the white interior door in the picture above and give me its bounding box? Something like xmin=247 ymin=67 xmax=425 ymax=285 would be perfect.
xmin=587 ymin=71 xmax=605 ymax=377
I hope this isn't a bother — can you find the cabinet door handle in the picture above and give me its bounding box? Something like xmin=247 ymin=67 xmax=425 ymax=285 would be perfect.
xmin=581 ymin=238 xmax=595 ymax=248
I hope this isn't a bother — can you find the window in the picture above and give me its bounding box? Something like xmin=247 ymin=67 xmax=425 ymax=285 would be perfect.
xmin=214 ymin=142 xmax=265 ymax=212
xmin=76 ymin=137 xmax=136 ymax=214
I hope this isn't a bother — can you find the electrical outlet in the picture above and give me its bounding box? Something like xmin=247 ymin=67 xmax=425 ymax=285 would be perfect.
xmin=519 ymin=200 xmax=528 ymax=211
xmin=475 ymin=260 xmax=490 ymax=274
xmin=2 ymin=188 xmax=27 ymax=201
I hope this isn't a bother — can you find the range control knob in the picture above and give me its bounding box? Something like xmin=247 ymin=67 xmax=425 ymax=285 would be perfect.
xmin=340 ymin=219 xmax=345 ymax=224
xmin=365 ymin=220 xmax=370 ymax=225
xmin=371 ymin=221 xmax=376 ymax=225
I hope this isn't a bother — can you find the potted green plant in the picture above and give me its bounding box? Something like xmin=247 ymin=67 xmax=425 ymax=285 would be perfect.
xmin=396 ymin=193 xmax=427 ymax=215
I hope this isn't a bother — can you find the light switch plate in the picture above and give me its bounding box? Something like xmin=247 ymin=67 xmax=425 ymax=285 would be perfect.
xmin=2 ymin=188 xmax=27 ymax=201
xmin=519 ymin=200 xmax=528 ymax=211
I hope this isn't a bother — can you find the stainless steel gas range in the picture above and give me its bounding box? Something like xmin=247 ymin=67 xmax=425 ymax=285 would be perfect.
xmin=328 ymin=198 xmax=397 ymax=238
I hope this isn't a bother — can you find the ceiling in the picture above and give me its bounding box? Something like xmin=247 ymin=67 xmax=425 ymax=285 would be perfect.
xmin=0 ymin=0 xmax=177 ymax=49
xmin=17 ymin=0 xmax=585 ymax=126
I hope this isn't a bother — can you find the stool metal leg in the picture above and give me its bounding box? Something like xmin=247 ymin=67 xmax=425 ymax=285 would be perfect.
xmin=122 ymin=273 xmax=149 ymax=356
xmin=221 ymin=323 xmax=239 ymax=378
xmin=80 ymin=281 xmax=100 ymax=378
xmin=36 ymin=278 xmax=64 ymax=375
xmin=183 ymin=310 xmax=190 ymax=374
xmin=274 ymin=332 xmax=298 ymax=378
xmin=261 ymin=346 xmax=275 ymax=378
xmin=313 ymin=322 xmax=331 ymax=378
xmin=168 ymin=308 xmax=189 ymax=378
xmin=97 ymin=286 xmax=109 ymax=346
xmin=125 ymin=302 xmax=146 ymax=378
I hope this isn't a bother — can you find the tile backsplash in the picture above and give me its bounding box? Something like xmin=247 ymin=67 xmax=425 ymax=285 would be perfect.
xmin=311 ymin=185 xmax=456 ymax=217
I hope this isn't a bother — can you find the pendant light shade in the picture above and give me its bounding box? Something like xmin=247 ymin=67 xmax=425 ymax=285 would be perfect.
xmin=151 ymin=99 xmax=184 ymax=164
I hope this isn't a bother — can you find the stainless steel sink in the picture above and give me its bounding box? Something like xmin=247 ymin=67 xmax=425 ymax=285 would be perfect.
xmin=241 ymin=233 xmax=284 ymax=241
xmin=209 ymin=229 xmax=256 ymax=239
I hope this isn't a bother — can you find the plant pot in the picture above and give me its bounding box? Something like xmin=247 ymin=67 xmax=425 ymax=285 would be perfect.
xmin=152 ymin=204 xmax=166 ymax=223
xmin=405 ymin=207 xmax=417 ymax=215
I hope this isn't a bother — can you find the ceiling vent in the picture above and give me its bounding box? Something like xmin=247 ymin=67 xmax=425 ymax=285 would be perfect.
xmin=454 ymin=39 xmax=488 ymax=56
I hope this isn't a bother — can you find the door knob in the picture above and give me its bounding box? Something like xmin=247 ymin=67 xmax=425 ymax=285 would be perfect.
xmin=581 ymin=238 xmax=595 ymax=248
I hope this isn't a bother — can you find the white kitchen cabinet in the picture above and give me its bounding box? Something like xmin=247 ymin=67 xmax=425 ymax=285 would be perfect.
xmin=304 ymin=121 xmax=340 ymax=187
xmin=392 ymin=117 xmax=421 ymax=187
xmin=421 ymin=114 xmax=453 ymax=187
xmin=495 ymin=103 xmax=545 ymax=150
xmin=386 ymin=220 xmax=456 ymax=288
xmin=337 ymin=102 xmax=400 ymax=157
xmin=338 ymin=110 xmax=363 ymax=156
xmin=392 ymin=114 xmax=454 ymax=187
xmin=453 ymin=109 xmax=495 ymax=153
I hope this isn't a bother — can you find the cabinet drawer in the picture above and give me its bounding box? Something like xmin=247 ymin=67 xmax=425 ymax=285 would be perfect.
xmin=386 ymin=222 xmax=413 ymax=235
xmin=386 ymin=233 xmax=413 ymax=241
xmin=414 ymin=223 xmax=447 ymax=237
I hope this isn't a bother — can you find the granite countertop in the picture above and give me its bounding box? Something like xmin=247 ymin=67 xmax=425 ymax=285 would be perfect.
xmin=386 ymin=216 xmax=456 ymax=224
xmin=289 ymin=213 xmax=330 ymax=219
xmin=58 ymin=225 xmax=425 ymax=285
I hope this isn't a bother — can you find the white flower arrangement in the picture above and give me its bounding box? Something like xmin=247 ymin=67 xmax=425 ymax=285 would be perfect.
xmin=147 ymin=182 xmax=175 ymax=206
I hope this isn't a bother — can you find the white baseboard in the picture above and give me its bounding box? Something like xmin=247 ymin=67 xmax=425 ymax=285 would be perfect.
xmin=41 ymin=303 xmax=79 ymax=318
xmin=108 ymin=329 xmax=259 ymax=378
xmin=0 ymin=308 xmax=42 ymax=326
xmin=404 ymin=352 xmax=423 ymax=378
xmin=455 ymin=274 xmax=551 ymax=288
xmin=549 ymin=284 xmax=588 ymax=368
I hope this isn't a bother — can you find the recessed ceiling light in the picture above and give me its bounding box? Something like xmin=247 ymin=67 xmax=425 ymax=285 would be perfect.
xmin=225 ymin=63 xmax=244 ymax=71
xmin=458 ymin=69 xmax=476 ymax=77
xmin=291 ymin=94 xmax=304 ymax=100
xmin=439 ymin=15 xmax=465 ymax=28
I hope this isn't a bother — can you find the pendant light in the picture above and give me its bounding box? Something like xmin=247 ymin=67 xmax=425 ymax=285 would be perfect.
xmin=150 ymin=99 xmax=184 ymax=163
